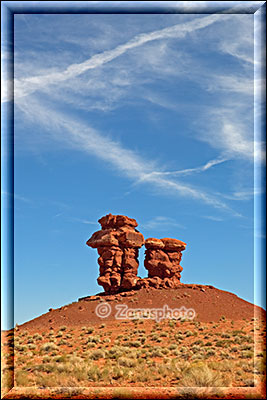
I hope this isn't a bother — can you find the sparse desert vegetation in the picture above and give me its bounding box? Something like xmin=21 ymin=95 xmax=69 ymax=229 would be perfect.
xmin=1 ymin=317 xmax=265 ymax=393
xmin=1 ymin=286 xmax=266 ymax=399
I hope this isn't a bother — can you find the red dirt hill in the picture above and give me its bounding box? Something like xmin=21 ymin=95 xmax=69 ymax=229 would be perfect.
xmin=18 ymin=284 xmax=265 ymax=332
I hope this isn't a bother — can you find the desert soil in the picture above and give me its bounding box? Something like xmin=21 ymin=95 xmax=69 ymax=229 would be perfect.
xmin=1 ymin=285 xmax=266 ymax=399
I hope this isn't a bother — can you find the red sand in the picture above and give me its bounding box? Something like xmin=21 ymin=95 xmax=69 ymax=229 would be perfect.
xmin=18 ymin=284 xmax=265 ymax=331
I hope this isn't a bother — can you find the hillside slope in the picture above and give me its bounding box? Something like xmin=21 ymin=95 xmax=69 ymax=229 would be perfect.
xmin=19 ymin=284 xmax=265 ymax=331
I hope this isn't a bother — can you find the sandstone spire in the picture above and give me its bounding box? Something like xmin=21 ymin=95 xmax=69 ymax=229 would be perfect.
xmin=143 ymin=237 xmax=186 ymax=288
xmin=86 ymin=214 xmax=144 ymax=293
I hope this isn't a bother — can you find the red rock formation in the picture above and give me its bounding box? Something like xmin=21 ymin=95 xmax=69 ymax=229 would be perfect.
xmin=142 ymin=237 xmax=186 ymax=289
xmin=86 ymin=214 xmax=144 ymax=293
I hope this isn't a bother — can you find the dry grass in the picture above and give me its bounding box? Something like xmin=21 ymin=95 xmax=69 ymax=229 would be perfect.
xmin=1 ymin=318 xmax=265 ymax=390
xmin=179 ymin=363 xmax=230 ymax=387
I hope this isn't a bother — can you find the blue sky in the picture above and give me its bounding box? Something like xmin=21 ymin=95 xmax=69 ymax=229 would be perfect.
xmin=1 ymin=1 xmax=266 ymax=329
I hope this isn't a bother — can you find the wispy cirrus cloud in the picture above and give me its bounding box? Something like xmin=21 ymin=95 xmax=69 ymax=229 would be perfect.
xmin=202 ymin=215 xmax=224 ymax=222
xmin=11 ymin=12 xmax=263 ymax=219
xmin=197 ymin=108 xmax=265 ymax=163
xmin=10 ymin=12 xmax=263 ymax=166
xmin=205 ymin=74 xmax=254 ymax=96
xmin=140 ymin=216 xmax=185 ymax=231
xmin=136 ymin=157 xmax=228 ymax=181
xmin=66 ymin=217 xmax=98 ymax=225
xmin=16 ymin=96 xmax=237 ymax=214
xmin=2 ymin=191 xmax=32 ymax=204
xmin=4 ymin=13 xmax=233 ymax=103
xmin=218 ymin=187 xmax=263 ymax=201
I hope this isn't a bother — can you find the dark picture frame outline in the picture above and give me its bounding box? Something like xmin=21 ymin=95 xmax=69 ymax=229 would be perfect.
xmin=1 ymin=1 xmax=266 ymax=399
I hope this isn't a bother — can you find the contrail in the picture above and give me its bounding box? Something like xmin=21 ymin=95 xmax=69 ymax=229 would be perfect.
xmin=16 ymin=96 xmax=234 ymax=213
xmin=3 ymin=13 xmax=232 ymax=102
xmin=137 ymin=157 xmax=228 ymax=180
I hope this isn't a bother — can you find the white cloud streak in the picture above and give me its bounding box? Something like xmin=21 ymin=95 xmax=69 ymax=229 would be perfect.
xmin=218 ymin=187 xmax=263 ymax=201
xmin=137 ymin=157 xmax=228 ymax=180
xmin=67 ymin=217 xmax=98 ymax=225
xmin=11 ymin=13 xmax=263 ymax=167
xmin=10 ymin=12 xmax=262 ymax=218
xmin=2 ymin=191 xmax=32 ymax=204
xmin=16 ymin=97 xmax=236 ymax=214
xmin=140 ymin=216 xmax=185 ymax=231
xmin=202 ymin=215 xmax=224 ymax=222
xmin=200 ymin=114 xmax=265 ymax=163
xmin=206 ymin=75 xmax=254 ymax=96
xmin=5 ymin=13 xmax=233 ymax=103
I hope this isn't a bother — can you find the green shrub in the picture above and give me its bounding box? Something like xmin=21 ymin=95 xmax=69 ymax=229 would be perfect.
xmin=240 ymin=350 xmax=253 ymax=359
xmin=34 ymin=334 xmax=42 ymax=341
xmin=151 ymin=349 xmax=163 ymax=357
xmin=243 ymin=378 xmax=255 ymax=387
xmin=230 ymin=346 xmax=238 ymax=353
xmin=185 ymin=331 xmax=194 ymax=337
xmin=160 ymin=332 xmax=168 ymax=337
xmin=161 ymin=348 xmax=170 ymax=355
xmin=191 ymin=354 xmax=204 ymax=361
xmin=59 ymin=326 xmax=67 ymax=331
xmin=126 ymin=341 xmax=141 ymax=348
xmin=206 ymin=349 xmax=215 ymax=357
xmin=221 ymin=333 xmax=231 ymax=338
xmin=241 ymin=344 xmax=253 ymax=351
xmin=87 ymin=365 xmax=101 ymax=381
xmin=85 ymin=327 xmax=94 ymax=334
xmin=53 ymin=355 xmax=66 ymax=363
xmin=15 ymin=345 xmax=27 ymax=352
xmin=58 ymin=339 xmax=68 ymax=346
xmin=118 ymin=357 xmax=137 ymax=368
xmin=89 ymin=349 xmax=105 ymax=360
xmin=87 ymin=335 xmax=100 ymax=343
xmin=113 ymin=367 xmax=128 ymax=380
xmin=193 ymin=340 xmax=203 ymax=345
xmin=41 ymin=342 xmax=58 ymax=352
xmin=215 ymin=340 xmax=230 ymax=348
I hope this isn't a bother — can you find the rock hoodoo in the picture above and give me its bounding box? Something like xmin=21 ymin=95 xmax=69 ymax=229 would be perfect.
xmin=143 ymin=237 xmax=186 ymax=289
xmin=86 ymin=214 xmax=187 ymax=293
xmin=86 ymin=214 xmax=144 ymax=293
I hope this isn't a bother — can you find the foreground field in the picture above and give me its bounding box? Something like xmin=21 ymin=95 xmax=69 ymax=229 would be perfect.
xmin=2 ymin=286 xmax=266 ymax=398
xmin=2 ymin=316 xmax=266 ymax=398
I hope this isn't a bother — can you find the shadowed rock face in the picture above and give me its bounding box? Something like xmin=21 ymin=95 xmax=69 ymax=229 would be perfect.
xmin=86 ymin=214 xmax=144 ymax=293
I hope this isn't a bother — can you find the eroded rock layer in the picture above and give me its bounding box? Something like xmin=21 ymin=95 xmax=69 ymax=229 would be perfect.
xmin=86 ymin=214 xmax=144 ymax=293
xmin=141 ymin=237 xmax=187 ymax=289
